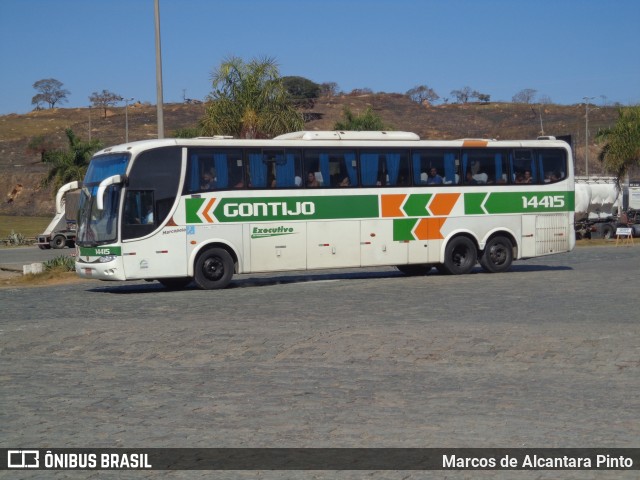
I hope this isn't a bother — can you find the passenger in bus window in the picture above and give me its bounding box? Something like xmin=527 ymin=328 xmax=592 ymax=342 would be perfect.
xmin=307 ymin=172 xmax=320 ymax=187
xmin=427 ymin=167 xmax=443 ymax=185
xmin=515 ymin=172 xmax=525 ymax=184
xmin=142 ymin=207 xmax=153 ymax=225
xmin=523 ymin=170 xmax=533 ymax=183
xmin=200 ymin=170 xmax=215 ymax=190
xmin=465 ymin=171 xmax=478 ymax=185
xmin=339 ymin=176 xmax=350 ymax=187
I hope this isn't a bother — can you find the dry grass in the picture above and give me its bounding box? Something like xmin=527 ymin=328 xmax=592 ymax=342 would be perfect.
xmin=0 ymin=267 xmax=84 ymax=288
xmin=0 ymin=215 xmax=51 ymax=239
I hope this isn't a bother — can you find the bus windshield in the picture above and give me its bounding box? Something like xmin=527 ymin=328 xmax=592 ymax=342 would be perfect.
xmin=76 ymin=153 xmax=129 ymax=246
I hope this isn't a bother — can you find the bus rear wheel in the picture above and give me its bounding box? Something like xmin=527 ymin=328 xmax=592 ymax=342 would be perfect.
xmin=479 ymin=236 xmax=513 ymax=273
xmin=440 ymin=236 xmax=477 ymax=275
xmin=194 ymin=247 xmax=234 ymax=290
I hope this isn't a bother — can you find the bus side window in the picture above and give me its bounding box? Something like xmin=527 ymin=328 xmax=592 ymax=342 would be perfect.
xmin=412 ymin=150 xmax=458 ymax=185
xmin=272 ymin=150 xmax=302 ymax=188
xmin=303 ymin=150 xmax=358 ymax=188
xmin=359 ymin=150 xmax=409 ymax=187
xmin=537 ymin=149 xmax=566 ymax=183
xmin=511 ymin=150 xmax=538 ymax=184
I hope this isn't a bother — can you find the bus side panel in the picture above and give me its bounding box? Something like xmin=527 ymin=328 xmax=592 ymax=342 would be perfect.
xmin=522 ymin=213 xmax=571 ymax=258
xmin=249 ymin=222 xmax=307 ymax=272
xmin=122 ymin=229 xmax=188 ymax=279
xmin=307 ymin=220 xmax=360 ymax=269
xmin=361 ymin=219 xmax=408 ymax=266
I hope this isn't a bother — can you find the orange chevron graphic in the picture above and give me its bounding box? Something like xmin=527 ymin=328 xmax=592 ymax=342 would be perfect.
xmin=380 ymin=194 xmax=406 ymax=217
xmin=414 ymin=217 xmax=447 ymax=240
xmin=429 ymin=193 xmax=460 ymax=216
xmin=201 ymin=197 xmax=216 ymax=223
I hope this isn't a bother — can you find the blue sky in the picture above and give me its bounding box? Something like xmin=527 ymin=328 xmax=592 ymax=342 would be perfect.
xmin=1 ymin=0 xmax=639 ymax=115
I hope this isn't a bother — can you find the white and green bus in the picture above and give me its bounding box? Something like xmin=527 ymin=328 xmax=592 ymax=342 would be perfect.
xmin=75 ymin=131 xmax=575 ymax=289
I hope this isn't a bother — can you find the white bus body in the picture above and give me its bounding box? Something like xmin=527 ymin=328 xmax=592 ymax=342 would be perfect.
xmin=75 ymin=132 xmax=575 ymax=289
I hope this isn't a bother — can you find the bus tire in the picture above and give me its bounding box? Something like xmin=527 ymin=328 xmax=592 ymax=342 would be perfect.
xmin=479 ymin=236 xmax=513 ymax=273
xmin=440 ymin=236 xmax=477 ymax=275
xmin=396 ymin=264 xmax=432 ymax=276
xmin=158 ymin=277 xmax=192 ymax=290
xmin=194 ymin=247 xmax=234 ymax=290
xmin=51 ymin=235 xmax=66 ymax=249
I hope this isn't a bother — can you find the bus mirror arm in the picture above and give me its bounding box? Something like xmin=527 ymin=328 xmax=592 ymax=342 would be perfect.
xmin=96 ymin=174 xmax=126 ymax=210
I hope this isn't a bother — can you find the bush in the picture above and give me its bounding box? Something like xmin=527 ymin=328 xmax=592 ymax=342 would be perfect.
xmin=5 ymin=230 xmax=29 ymax=246
xmin=43 ymin=255 xmax=76 ymax=272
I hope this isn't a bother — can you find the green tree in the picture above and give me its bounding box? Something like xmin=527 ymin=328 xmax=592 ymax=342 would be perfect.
xmin=472 ymin=91 xmax=491 ymax=103
xmin=282 ymin=76 xmax=320 ymax=100
xmin=596 ymin=106 xmax=640 ymax=188
xmin=26 ymin=135 xmax=55 ymax=161
xmin=319 ymin=82 xmax=339 ymax=97
xmin=89 ymin=89 xmax=122 ymax=118
xmin=41 ymin=129 xmax=103 ymax=192
xmin=31 ymin=78 xmax=70 ymax=109
xmin=201 ymin=56 xmax=304 ymax=138
xmin=406 ymin=85 xmax=439 ymax=104
xmin=173 ymin=127 xmax=201 ymax=138
xmin=333 ymin=107 xmax=388 ymax=131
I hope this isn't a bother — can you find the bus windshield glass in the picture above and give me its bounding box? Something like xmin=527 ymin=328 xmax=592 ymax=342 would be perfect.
xmin=76 ymin=153 xmax=129 ymax=246
xmin=84 ymin=153 xmax=129 ymax=184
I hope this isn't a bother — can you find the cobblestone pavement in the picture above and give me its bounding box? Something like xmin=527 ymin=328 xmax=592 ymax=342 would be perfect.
xmin=1 ymin=245 xmax=639 ymax=479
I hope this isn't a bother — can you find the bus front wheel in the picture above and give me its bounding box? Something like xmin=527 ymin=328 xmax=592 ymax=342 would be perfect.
xmin=440 ymin=236 xmax=477 ymax=275
xmin=479 ymin=236 xmax=513 ymax=273
xmin=194 ymin=247 xmax=234 ymax=290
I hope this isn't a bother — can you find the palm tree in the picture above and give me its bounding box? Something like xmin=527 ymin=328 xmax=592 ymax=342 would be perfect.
xmin=41 ymin=128 xmax=103 ymax=192
xmin=596 ymin=106 xmax=640 ymax=189
xmin=200 ymin=56 xmax=304 ymax=138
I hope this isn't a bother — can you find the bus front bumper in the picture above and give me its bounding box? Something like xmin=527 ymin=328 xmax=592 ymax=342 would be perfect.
xmin=75 ymin=256 xmax=126 ymax=281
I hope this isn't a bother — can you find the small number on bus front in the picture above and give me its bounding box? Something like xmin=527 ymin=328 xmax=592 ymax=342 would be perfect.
xmin=521 ymin=195 xmax=565 ymax=209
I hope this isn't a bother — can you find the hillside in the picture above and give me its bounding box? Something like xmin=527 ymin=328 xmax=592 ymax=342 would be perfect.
xmin=0 ymin=95 xmax=621 ymax=216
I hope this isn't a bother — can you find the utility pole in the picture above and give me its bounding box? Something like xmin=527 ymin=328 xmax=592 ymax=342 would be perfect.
xmin=154 ymin=0 xmax=164 ymax=139
xmin=583 ymin=96 xmax=595 ymax=177
xmin=123 ymin=97 xmax=134 ymax=143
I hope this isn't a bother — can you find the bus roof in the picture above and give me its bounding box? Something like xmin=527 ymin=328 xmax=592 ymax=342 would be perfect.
xmin=93 ymin=132 xmax=571 ymax=157
xmin=273 ymin=131 xmax=421 ymax=141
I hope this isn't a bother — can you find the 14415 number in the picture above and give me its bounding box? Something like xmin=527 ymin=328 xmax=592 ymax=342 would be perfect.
xmin=521 ymin=195 xmax=565 ymax=209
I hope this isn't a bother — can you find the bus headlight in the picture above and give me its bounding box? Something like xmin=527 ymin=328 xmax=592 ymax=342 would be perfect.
xmin=99 ymin=255 xmax=117 ymax=263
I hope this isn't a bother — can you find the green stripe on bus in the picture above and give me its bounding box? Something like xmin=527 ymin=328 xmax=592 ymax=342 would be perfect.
xmin=464 ymin=191 xmax=574 ymax=215
xmin=393 ymin=218 xmax=417 ymax=241
xmin=187 ymin=195 xmax=380 ymax=223
xmin=79 ymin=246 xmax=121 ymax=256
xmin=185 ymin=197 xmax=205 ymax=223
xmin=402 ymin=193 xmax=432 ymax=217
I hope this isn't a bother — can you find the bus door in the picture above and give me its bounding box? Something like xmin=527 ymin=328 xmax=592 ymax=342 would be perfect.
xmin=121 ymin=190 xmax=188 ymax=279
